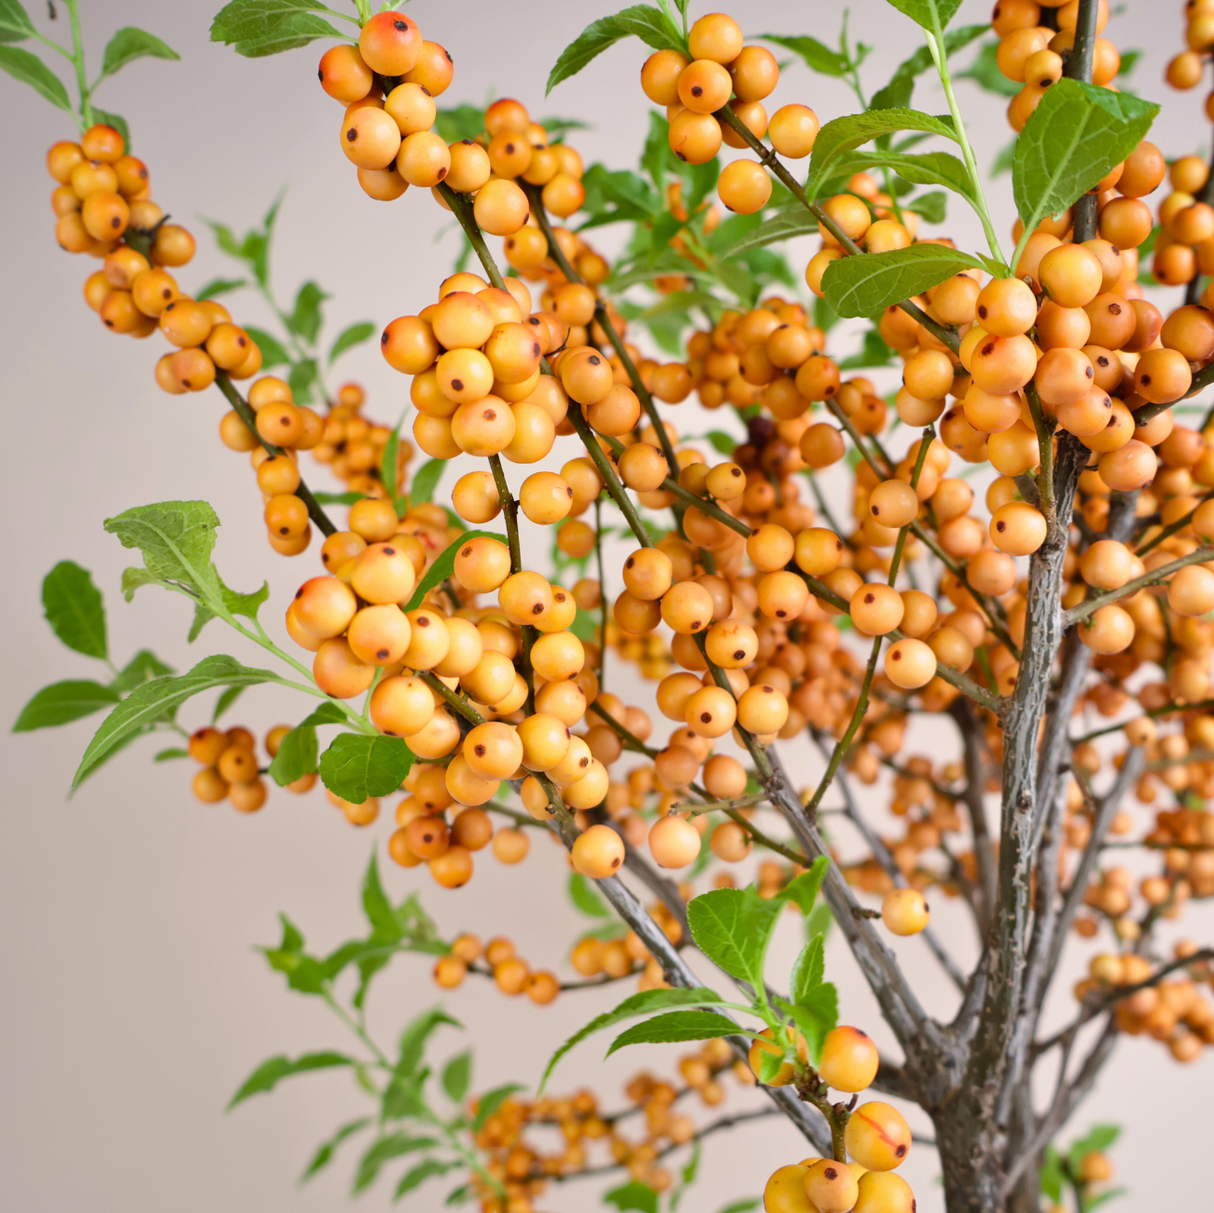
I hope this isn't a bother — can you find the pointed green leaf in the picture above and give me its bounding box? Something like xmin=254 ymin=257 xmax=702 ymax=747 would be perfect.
xmin=319 ymin=733 xmax=416 ymax=803
xmin=1013 ymin=80 xmax=1158 ymax=242
xmin=212 ymin=684 xmax=243 ymax=722
xmin=786 ymin=982 xmax=838 ymax=1062
xmin=541 ymin=987 xmax=725 ymax=1091
xmin=547 ymin=5 xmax=686 ymax=95
xmin=288 ymin=280 xmax=326 ymax=343
xmin=13 ymin=680 xmax=120 ymax=731
xmin=301 ymin=1116 xmax=372 ymax=1182
xmin=196 ymin=277 xmax=248 ymax=300
xmin=89 ymin=107 xmax=131 ymax=152
xmin=210 ymin=0 xmax=342 ymax=57
xmin=404 ymin=531 xmax=508 ymax=612
xmin=99 ymin=26 xmax=179 ymax=80
xmin=353 ymin=1134 xmax=440 ymax=1194
xmin=363 ymin=850 xmax=403 ymax=941
xmin=104 ymin=500 xmax=223 ymax=604
xmin=393 ymin=1158 xmax=453 ymax=1200
xmin=759 ymin=34 xmax=849 ymax=77
xmin=111 ymin=650 xmax=174 ymax=692
xmin=822 ymin=243 xmax=985 ymax=319
xmin=568 ymin=872 xmax=611 ymax=918
xmin=686 ymin=886 xmax=782 ymax=988
xmin=472 ymin=1082 xmax=526 ymax=1130
xmin=330 ymin=320 xmax=375 ymax=362
xmin=713 ymin=209 xmax=818 ymax=260
xmin=409 ymin=458 xmax=445 ymax=507
xmin=441 ymin=1051 xmax=472 ymax=1103
xmin=606 ymin=1010 xmax=741 ymax=1055
xmin=822 ymin=149 xmax=977 ymax=206
xmin=227 ymin=1051 xmax=352 ymax=1108
xmin=807 ymin=109 xmax=957 ymax=200
xmin=1067 ymin=1124 xmax=1121 ymax=1171
xmin=222 ymin=578 xmax=269 ymax=621
xmin=777 ymin=857 xmax=830 ymax=915
xmin=0 ymin=44 xmax=70 ymax=111
xmin=154 ymin=747 xmax=188 ymax=761
xmin=604 ymin=1180 xmax=660 ymax=1213
xmin=398 ymin=1007 xmax=460 ymax=1075
xmin=870 ymin=25 xmax=986 ymax=109
xmin=267 ymin=702 xmax=346 ymax=786
xmin=0 ymin=0 xmax=35 ymax=42
xmin=790 ymin=934 xmax=826 ymax=1005
xmin=74 ymin=655 xmax=278 ymax=789
xmin=243 ymin=325 xmax=290 ymax=367
xmin=883 ymin=0 xmax=965 ymax=34
xmin=41 ymin=561 xmax=107 ymax=660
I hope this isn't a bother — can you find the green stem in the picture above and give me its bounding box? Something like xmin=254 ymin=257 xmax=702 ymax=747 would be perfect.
xmin=63 ymin=0 xmax=93 ymax=128
xmin=564 ymin=405 xmax=651 ymax=547
xmin=925 ymin=29 xmax=1005 ymax=266
xmin=437 ymin=184 xmax=509 ymax=290
xmin=595 ymin=495 xmax=607 ymax=689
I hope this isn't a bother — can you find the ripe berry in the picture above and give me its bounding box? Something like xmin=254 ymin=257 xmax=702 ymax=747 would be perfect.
xmin=845 ymin=1101 xmax=912 ymax=1171
xmin=882 ymin=888 xmax=929 ymax=936
xmin=358 ymin=11 xmax=422 ymax=76
xmin=648 ymin=815 xmax=702 ymax=868
xmin=571 ymin=823 xmax=625 ymax=879
xmin=818 ymin=1026 xmax=880 ymax=1092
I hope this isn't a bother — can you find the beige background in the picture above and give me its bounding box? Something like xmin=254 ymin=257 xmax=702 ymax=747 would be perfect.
xmin=1 ymin=0 xmax=1211 ymax=1209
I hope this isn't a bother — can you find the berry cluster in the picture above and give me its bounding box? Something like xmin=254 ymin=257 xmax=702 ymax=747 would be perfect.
xmin=187 ymin=722 xmax=313 ymax=813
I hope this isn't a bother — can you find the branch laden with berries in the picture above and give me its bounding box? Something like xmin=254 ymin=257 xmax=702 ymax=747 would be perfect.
xmin=8 ymin=0 xmax=1214 ymax=1209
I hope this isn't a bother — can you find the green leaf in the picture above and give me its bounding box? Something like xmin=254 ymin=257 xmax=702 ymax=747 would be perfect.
xmin=195 ymin=277 xmax=247 ymax=299
xmin=222 ymin=578 xmax=269 ymax=621
xmin=362 ymin=849 xmax=403 ymax=942
xmin=354 ymin=1134 xmax=440 ymax=1194
xmin=541 ymin=987 xmax=725 ymax=1090
xmin=1039 ymin=1146 xmax=1065 ymax=1201
xmin=775 ymin=857 xmax=829 ymax=914
xmin=829 ymin=149 xmax=977 ymax=206
xmin=713 ymin=209 xmax=818 ymax=259
xmin=568 ymin=872 xmax=611 ymax=918
xmin=42 ymin=561 xmax=107 ymax=659
xmin=904 ymin=190 xmax=947 ymax=223
xmin=790 ymin=934 xmax=826 ymax=1004
xmin=105 ymin=500 xmax=223 ymax=604
xmin=398 ymin=1007 xmax=461 ymax=1075
xmin=870 ymin=25 xmax=985 ymax=109
xmin=74 ymin=655 xmax=277 ymax=789
xmin=759 ymin=34 xmax=849 ymax=77
xmin=883 ymin=0 xmax=964 ymax=34
xmin=212 ymin=684 xmax=243 ymax=721
xmin=838 ymin=326 xmax=897 ymax=371
xmin=330 ymin=320 xmax=375 ymax=362
xmin=210 ymin=0 xmax=342 ymax=57
xmin=404 ymin=531 xmax=507 ymax=613
xmin=393 ymin=1158 xmax=453 ymax=1200
xmin=289 ymin=357 xmax=320 ymax=404
xmin=243 ymin=325 xmax=289 ymax=367
xmin=441 ymin=1052 xmax=472 ymax=1102
xmin=154 ymin=747 xmax=188 ymax=761
xmin=301 ymin=1116 xmax=372 ymax=1182
xmin=604 ymin=1180 xmax=660 ymax=1213
xmin=90 ymin=107 xmax=131 ymax=152
xmin=804 ymin=902 xmax=834 ymax=944
xmin=99 ymin=26 xmax=179 ymax=81
xmin=956 ymin=40 xmax=1019 ymax=98
xmin=435 ymin=102 xmax=486 ymax=144
xmin=705 ymin=431 xmax=741 ymax=456
xmin=807 ymin=109 xmax=957 ymax=200
xmin=1013 ymin=80 xmax=1158 ymax=243
xmin=1068 ymin=1124 xmax=1121 ymax=1171
xmin=319 ymin=733 xmax=415 ymax=803
xmin=472 ymin=1082 xmax=526 ymax=1130
xmin=991 ymin=138 xmax=1016 ymax=177
xmin=606 ymin=1010 xmax=741 ymax=1055
xmin=822 ymin=243 xmax=985 ymax=319
xmin=227 ymin=1051 xmax=352 ymax=1108
xmin=313 ymin=490 xmax=363 ymax=506
xmin=716 ymin=1200 xmax=761 ymax=1213
xmin=288 ymin=280 xmax=327 ymax=343
xmin=1086 ymin=1188 xmax=1128 ymax=1211
xmin=410 ymin=457 xmax=445 ymax=507
xmin=547 ymin=5 xmax=686 ymax=95
xmin=13 ymin=680 xmax=120 ymax=731
xmin=0 ymin=45 xmax=70 ymax=111
xmin=686 ymin=887 xmax=782 ymax=988
xmin=0 ymin=0 xmax=36 ymax=43
xmin=786 ymin=983 xmax=838 ymax=1062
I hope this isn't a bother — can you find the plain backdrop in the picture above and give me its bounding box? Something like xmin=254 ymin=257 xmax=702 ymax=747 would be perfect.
xmin=1 ymin=1 xmax=1212 ymax=1210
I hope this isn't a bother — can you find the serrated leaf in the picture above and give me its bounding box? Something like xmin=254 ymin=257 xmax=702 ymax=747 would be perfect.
xmin=883 ymin=0 xmax=964 ymax=34
xmin=0 ymin=44 xmax=71 ymax=111
xmin=408 ymin=457 xmax=445 ymax=507
xmin=1013 ymin=80 xmax=1158 ymax=243
xmin=807 ymin=109 xmax=957 ymax=200
xmin=104 ymin=500 xmax=223 ymax=605
xmin=99 ymin=26 xmax=179 ymax=81
xmin=227 ymin=1051 xmax=352 ymax=1108
xmin=822 ymin=243 xmax=984 ymax=319
xmin=243 ymin=325 xmax=289 ymax=367
xmin=74 ymin=655 xmax=277 ymax=789
xmin=301 ymin=1117 xmax=372 ymax=1182
xmin=790 ymin=934 xmax=826 ymax=1005
xmin=547 ymin=5 xmax=686 ymax=95
xmin=354 ymin=1134 xmax=440 ymax=1194
xmin=541 ymin=987 xmax=725 ymax=1091
xmin=713 ymin=209 xmax=818 ymax=259
xmin=759 ymin=34 xmax=849 ymax=77
xmin=13 ymin=680 xmax=121 ymax=731
xmin=210 ymin=0 xmax=342 ymax=57
xmin=0 ymin=0 xmax=35 ymax=43
xmin=829 ymin=149 xmax=977 ymax=206
xmin=606 ymin=1010 xmax=741 ymax=1055
xmin=42 ymin=561 xmax=107 ymax=659
xmin=441 ymin=1052 xmax=472 ymax=1103
xmin=319 ymin=733 xmax=415 ymax=803
xmin=568 ymin=871 xmax=611 ymax=918
xmin=268 ymin=702 xmax=346 ymax=786
xmin=404 ymin=531 xmax=507 ymax=613
xmin=393 ymin=1158 xmax=453 ymax=1200
xmin=330 ymin=320 xmax=375 ymax=362
xmin=686 ymin=886 xmax=782 ymax=988
xmin=472 ymin=1082 xmax=526 ymax=1131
